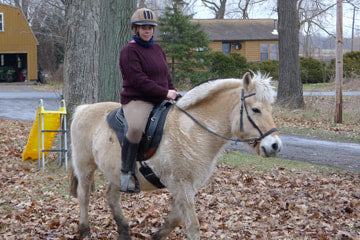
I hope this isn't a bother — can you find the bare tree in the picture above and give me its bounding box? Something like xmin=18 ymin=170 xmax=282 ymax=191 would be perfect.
xmin=234 ymin=0 xmax=267 ymax=19
xmin=298 ymin=0 xmax=336 ymax=57
xmin=201 ymin=0 xmax=227 ymax=19
xmin=277 ymin=0 xmax=304 ymax=109
xmin=63 ymin=0 xmax=136 ymax=129
xmin=31 ymin=0 xmax=65 ymax=74
xmin=62 ymin=0 xmax=100 ymax=124
xmin=98 ymin=1 xmax=135 ymax=102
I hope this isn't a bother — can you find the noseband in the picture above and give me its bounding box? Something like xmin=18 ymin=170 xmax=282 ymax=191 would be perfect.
xmin=175 ymin=89 xmax=278 ymax=145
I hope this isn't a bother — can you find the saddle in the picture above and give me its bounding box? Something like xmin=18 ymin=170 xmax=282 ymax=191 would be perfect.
xmin=106 ymin=100 xmax=173 ymax=189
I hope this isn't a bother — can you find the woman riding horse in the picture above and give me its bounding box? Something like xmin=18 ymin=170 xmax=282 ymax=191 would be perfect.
xmin=119 ymin=8 xmax=178 ymax=193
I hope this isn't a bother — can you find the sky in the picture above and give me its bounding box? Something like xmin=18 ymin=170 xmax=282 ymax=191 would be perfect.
xmin=191 ymin=1 xmax=359 ymax=39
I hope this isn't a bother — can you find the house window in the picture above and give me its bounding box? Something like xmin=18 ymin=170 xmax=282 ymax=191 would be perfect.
xmin=196 ymin=47 xmax=204 ymax=52
xmin=222 ymin=42 xmax=231 ymax=55
xmin=260 ymin=44 xmax=268 ymax=61
xmin=0 ymin=13 xmax=3 ymax=31
xmin=270 ymin=43 xmax=278 ymax=60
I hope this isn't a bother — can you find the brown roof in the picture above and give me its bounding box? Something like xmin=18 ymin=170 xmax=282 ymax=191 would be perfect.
xmin=154 ymin=19 xmax=278 ymax=41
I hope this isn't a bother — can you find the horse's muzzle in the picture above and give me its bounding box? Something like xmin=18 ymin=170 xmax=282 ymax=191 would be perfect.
xmin=259 ymin=134 xmax=282 ymax=157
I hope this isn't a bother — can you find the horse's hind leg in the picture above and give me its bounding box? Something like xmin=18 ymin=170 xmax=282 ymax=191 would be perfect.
xmin=153 ymin=190 xmax=200 ymax=240
xmin=76 ymin=167 xmax=96 ymax=238
xmin=106 ymin=183 xmax=131 ymax=240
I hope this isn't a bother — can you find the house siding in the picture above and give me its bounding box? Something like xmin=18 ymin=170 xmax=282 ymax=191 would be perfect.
xmin=211 ymin=40 xmax=278 ymax=62
xmin=0 ymin=4 xmax=38 ymax=81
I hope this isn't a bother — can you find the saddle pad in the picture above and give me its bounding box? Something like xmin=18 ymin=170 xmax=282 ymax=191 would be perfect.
xmin=107 ymin=107 xmax=127 ymax=148
xmin=106 ymin=100 xmax=173 ymax=161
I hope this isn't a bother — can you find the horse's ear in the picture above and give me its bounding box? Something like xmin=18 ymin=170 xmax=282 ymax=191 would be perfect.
xmin=243 ymin=72 xmax=252 ymax=91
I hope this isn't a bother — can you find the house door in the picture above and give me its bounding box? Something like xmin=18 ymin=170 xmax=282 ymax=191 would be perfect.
xmin=0 ymin=53 xmax=27 ymax=82
xmin=222 ymin=42 xmax=231 ymax=55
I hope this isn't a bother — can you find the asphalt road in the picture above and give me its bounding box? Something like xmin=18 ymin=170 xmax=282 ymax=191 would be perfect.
xmin=227 ymin=134 xmax=360 ymax=172
xmin=1 ymin=83 xmax=359 ymax=172
xmin=0 ymin=83 xmax=62 ymax=121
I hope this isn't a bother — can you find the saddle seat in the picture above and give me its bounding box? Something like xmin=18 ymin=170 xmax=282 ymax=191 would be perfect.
xmin=107 ymin=100 xmax=173 ymax=188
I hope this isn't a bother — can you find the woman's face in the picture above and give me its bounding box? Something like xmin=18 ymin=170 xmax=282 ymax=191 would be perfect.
xmin=138 ymin=25 xmax=154 ymax=42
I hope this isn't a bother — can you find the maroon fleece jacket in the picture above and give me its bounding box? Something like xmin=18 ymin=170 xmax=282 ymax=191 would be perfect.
xmin=119 ymin=42 xmax=176 ymax=105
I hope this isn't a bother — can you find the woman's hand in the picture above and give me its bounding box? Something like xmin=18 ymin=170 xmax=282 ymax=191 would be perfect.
xmin=167 ymin=90 xmax=178 ymax=100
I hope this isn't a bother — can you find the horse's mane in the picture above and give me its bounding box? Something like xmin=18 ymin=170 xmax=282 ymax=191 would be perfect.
xmin=176 ymin=72 xmax=275 ymax=109
xmin=176 ymin=78 xmax=241 ymax=109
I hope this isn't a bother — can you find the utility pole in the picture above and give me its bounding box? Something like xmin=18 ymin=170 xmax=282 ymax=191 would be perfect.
xmin=351 ymin=6 xmax=356 ymax=52
xmin=335 ymin=0 xmax=343 ymax=124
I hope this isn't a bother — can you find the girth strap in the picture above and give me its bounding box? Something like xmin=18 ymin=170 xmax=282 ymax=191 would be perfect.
xmin=139 ymin=161 xmax=165 ymax=189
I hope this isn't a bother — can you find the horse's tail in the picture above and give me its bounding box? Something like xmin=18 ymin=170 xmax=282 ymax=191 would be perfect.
xmin=69 ymin=167 xmax=96 ymax=198
xmin=69 ymin=168 xmax=78 ymax=198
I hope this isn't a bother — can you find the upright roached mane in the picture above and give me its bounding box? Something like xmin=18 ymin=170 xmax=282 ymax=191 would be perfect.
xmin=177 ymin=72 xmax=275 ymax=110
xmin=70 ymin=71 xmax=282 ymax=240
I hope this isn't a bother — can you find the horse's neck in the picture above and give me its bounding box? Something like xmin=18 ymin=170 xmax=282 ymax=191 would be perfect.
xmin=171 ymin=88 xmax=239 ymax=155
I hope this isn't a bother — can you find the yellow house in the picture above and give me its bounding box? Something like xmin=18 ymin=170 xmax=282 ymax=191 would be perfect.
xmin=0 ymin=3 xmax=38 ymax=82
xmin=155 ymin=19 xmax=279 ymax=62
xmin=191 ymin=19 xmax=279 ymax=62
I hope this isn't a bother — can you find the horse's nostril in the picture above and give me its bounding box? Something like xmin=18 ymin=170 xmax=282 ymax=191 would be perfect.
xmin=272 ymin=143 xmax=278 ymax=151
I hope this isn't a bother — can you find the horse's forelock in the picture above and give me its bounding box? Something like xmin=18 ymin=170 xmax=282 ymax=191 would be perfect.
xmin=251 ymin=72 xmax=276 ymax=104
xmin=176 ymin=78 xmax=242 ymax=109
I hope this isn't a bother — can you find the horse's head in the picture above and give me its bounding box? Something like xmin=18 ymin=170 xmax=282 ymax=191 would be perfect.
xmin=232 ymin=72 xmax=282 ymax=157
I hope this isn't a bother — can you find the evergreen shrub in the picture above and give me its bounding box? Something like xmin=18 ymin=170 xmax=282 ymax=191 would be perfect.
xmin=208 ymin=52 xmax=249 ymax=79
xmin=300 ymin=57 xmax=329 ymax=84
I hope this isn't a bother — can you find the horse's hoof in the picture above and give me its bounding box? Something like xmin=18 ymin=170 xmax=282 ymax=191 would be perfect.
xmin=79 ymin=224 xmax=90 ymax=239
xmin=118 ymin=230 xmax=131 ymax=240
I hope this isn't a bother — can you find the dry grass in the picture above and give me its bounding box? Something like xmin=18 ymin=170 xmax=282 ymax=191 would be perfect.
xmin=273 ymin=95 xmax=360 ymax=143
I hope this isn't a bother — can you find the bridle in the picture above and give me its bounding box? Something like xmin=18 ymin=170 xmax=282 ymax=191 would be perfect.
xmin=175 ymin=89 xmax=278 ymax=146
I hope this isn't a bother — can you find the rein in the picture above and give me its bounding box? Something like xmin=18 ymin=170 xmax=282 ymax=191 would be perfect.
xmin=175 ymin=89 xmax=278 ymax=145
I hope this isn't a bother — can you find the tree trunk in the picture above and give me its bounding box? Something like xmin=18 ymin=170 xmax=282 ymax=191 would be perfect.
xmin=276 ymin=0 xmax=304 ymax=109
xmin=216 ymin=0 xmax=227 ymax=19
xmin=63 ymin=0 xmax=100 ymax=128
xmin=98 ymin=0 xmax=135 ymax=102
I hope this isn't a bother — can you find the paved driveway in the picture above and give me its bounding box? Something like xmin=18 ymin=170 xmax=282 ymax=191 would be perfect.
xmin=0 ymin=83 xmax=62 ymax=121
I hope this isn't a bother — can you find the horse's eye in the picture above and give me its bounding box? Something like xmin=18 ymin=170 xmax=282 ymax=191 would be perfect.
xmin=252 ymin=108 xmax=261 ymax=114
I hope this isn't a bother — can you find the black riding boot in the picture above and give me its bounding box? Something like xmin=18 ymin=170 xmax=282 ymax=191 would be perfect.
xmin=120 ymin=137 xmax=140 ymax=193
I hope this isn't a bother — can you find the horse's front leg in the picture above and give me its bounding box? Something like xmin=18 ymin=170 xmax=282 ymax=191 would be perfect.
xmin=152 ymin=188 xmax=200 ymax=240
xmin=106 ymin=183 xmax=131 ymax=240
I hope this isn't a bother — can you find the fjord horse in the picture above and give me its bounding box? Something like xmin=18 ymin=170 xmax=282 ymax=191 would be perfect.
xmin=70 ymin=72 xmax=282 ymax=239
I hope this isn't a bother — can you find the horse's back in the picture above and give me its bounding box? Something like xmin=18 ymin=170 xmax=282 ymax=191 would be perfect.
xmin=72 ymin=102 xmax=121 ymax=126
xmin=72 ymin=101 xmax=121 ymax=139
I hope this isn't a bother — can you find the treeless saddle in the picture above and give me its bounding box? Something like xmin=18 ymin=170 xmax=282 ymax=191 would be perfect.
xmin=106 ymin=100 xmax=173 ymax=188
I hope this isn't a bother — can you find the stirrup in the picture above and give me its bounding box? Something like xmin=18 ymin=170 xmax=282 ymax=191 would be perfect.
xmin=120 ymin=172 xmax=140 ymax=193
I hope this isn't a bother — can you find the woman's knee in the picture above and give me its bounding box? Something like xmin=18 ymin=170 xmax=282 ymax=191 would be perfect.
xmin=126 ymin=128 xmax=143 ymax=143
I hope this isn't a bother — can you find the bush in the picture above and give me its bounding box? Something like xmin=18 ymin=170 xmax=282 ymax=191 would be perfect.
xmin=205 ymin=53 xmax=331 ymax=85
xmin=344 ymin=51 xmax=360 ymax=76
xmin=208 ymin=52 xmax=249 ymax=79
xmin=329 ymin=51 xmax=360 ymax=78
xmin=249 ymin=60 xmax=279 ymax=80
xmin=300 ymin=57 xmax=329 ymax=84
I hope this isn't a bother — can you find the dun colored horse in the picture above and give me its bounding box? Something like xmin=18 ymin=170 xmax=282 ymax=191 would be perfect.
xmin=70 ymin=72 xmax=282 ymax=239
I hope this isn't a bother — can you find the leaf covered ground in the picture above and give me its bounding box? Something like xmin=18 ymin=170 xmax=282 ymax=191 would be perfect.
xmin=1 ymin=119 xmax=360 ymax=239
